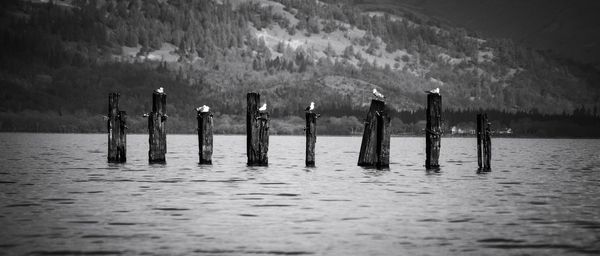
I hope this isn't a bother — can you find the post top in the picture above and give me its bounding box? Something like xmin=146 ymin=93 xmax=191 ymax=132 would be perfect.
xmin=370 ymin=99 xmax=387 ymax=111
xmin=305 ymin=110 xmax=320 ymax=116
xmin=257 ymin=111 xmax=269 ymax=119
xmin=427 ymin=93 xmax=442 ymax=99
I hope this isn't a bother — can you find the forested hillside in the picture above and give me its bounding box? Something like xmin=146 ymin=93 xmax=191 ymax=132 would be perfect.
xmin=0 ymin=0 xmax=598 ymax=136
xmin=351 ymin=0 xmax=600 ymax=65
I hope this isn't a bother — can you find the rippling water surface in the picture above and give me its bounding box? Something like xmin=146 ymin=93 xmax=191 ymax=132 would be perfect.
xmin=0 ymin=133 xmax=599 ymax=255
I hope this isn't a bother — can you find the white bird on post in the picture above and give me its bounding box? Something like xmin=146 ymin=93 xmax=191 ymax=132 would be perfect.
xmin=196 ymin=105 xmax=210 ymax=113
xmin=156 ymin=87 xmax=164 ymax=94
xmin=425 ymin=88 xmax=440 ymax=94
xmin=305 ymin=102 xmax=315 ymax=111
xmin=372 ymin=88 xmax=385 ymax=99
xmin=258 ymin=103 xmax=267 ymax=111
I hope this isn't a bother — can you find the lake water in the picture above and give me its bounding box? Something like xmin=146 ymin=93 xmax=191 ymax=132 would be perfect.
xmin=0 ymin=133 xmax=599 ymax=255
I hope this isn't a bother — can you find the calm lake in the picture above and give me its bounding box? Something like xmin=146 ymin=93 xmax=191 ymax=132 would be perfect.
xmin=0 ymin=133 xmax=599 ymax=255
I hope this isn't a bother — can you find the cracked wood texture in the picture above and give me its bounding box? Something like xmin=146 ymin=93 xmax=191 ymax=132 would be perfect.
xmin=483 ymin=115 xmax=492 ymax=170
xmin=358 ymin=99 xmax=390 ymax=169
xmin=477 ymin=113 xmax=492 ymax=171
xmin=247 ymin=92 xmax=269 ymax=166
xmin=107 ymin=93 xmax=126 ymax=163
xmin=477 ymin=113 xmax=483 ymax=169
xmin=148 ymin=92 xmax=167 ymax=164
xmin=305 ymin=111 xmax=317 ymax=167
xmin=197 ymin=111 xmax=213 ymax=165
xmin=426 ymin=94 xmax=441 ymax=169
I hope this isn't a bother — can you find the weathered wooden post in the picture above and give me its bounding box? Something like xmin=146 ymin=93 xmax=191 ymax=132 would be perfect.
xmin=425 ymin=93 xmax=442 ymax=169
xmin=483 ymin=116 xmax=492 ymax=170
xmin=476 ymin=113 xmax=483 ymax=169
xmin=247 ymin=92 xmax=269 ymax=166
xmin=107 ymin=93 xmax=126 ymax=163
xmin=197 ymin=110 xmax=213 ymax=165
xmin=377 ymin=112 xmax=391 ymax=168
xmin=305 ymin=111 xmax=317 ymax=167
xmin=148 ymin=91 xmax=167 ymax=164
xmin=477 ymin=113 xmax=492 ymax=171
xmin=358 ymin=99 xmax=391 ymax=169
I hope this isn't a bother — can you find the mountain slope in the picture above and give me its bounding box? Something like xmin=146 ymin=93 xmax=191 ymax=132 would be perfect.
xmin=352 ymin=0 xmax=600 ymax=65
xmin=0 ymin=0 xmax=598 ymax=135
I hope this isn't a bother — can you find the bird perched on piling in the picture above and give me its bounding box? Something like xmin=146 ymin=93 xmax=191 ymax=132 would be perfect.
xmin=196 ymin=105 xmax=210 ymax=113
xmin=259 ymin=103 xmax=267 ymax=111
xmin=155 ymin=87 xmax=164 ymax=94
xmin=305 ymin=102 xmax=315 ymax=111
xmin=425 ymin=88 xmax=440 ymax=94
xmin=372 ymin=88 xmax=385 ymax=99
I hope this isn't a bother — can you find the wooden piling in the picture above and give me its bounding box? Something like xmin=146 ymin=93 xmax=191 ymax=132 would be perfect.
xmin=358 ymin=99 xmax=391 ymax=169
xmin=425 ymin=93 xmax=442 ymax=169
xmin=257 ymin=111 xmax=270 ymax=165
xmin=247 ymin=92 xmax=269 ymax=166
xmin=148 ymin=91 xmax=167 ymax=164
xmin=477 ymin=113 xmax=491 ymax=171
xmin=197 ymin=111 xmax=213 ymax=165
xmin=483 ymin=115 xmax=492 ymax=170
xmin=476 ymin=114 xmax=483 ymax=169
xmin=117 ymin=111 xmax=127 ymax=160
xmin=377 ymin=112 xmax=391 ymax=168
xmin=305 ymin=111 xmax=317 ymax=167
xmin=107 ymin=93 xmax=126 ymax=163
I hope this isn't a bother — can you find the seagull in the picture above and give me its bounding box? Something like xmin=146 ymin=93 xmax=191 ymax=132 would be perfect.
xmin=372 ymin=88 xmax=385 ymax=99
xmin=196 ymin=105 xmax=210 ymax=112
xmin=425 ymin=88 xmax=440 ymax=94
xmin=305 ymin=102 xmax=315 ymax=111
xmin=155 ymin=87 xmax=164 ymax=93
xmin=258 ymin=103 xmax=267 ymax=111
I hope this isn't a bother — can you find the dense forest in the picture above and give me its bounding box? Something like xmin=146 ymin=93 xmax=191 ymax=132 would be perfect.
xmin=0 ymin=0 xmax=598 ymax=137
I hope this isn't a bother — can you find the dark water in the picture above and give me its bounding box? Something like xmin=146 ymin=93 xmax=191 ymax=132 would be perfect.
xmin=0 ymin=133 xmax=599 ymax=255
